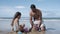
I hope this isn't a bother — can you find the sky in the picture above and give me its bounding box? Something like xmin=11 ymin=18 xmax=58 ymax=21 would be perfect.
xmin=0 ymin=0 xmax=60 ymax=18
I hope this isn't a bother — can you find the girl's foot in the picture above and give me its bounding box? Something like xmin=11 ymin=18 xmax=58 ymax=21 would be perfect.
xmin=16 ymin=30 xmax=19 ymax=32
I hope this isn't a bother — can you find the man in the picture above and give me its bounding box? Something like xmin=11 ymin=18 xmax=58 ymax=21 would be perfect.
xmin=30 ymin=4 xmax=46 ymax=31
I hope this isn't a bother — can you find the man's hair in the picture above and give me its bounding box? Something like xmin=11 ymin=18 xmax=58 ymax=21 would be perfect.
xmin=30 ymin=4 xmax=36 ymax=9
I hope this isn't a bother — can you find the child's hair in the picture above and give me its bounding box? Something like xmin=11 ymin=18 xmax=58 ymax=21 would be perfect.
xmin=12 ymin=12 xmax=21 ymax=23
xmin=13 ymin=12 xmax=21 ymax=20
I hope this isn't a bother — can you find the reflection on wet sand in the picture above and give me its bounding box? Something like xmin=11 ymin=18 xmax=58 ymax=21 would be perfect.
xmin=8 ymin=31 xmax=46 ymax=34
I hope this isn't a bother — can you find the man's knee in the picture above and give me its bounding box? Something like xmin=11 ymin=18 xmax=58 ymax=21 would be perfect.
xmin=41 ymin=26 xmax=46 ymax=31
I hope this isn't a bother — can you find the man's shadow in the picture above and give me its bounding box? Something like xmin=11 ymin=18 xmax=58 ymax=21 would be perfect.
xmin=46 ymin=28 xmax=56 ymax=31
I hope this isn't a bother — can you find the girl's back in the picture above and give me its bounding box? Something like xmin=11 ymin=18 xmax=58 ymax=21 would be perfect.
xmin=13 ymin=18 xmax=19 ymax=26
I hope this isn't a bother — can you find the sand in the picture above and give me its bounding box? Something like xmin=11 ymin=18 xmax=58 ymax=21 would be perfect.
xmin=0 ymin=19 xmax=60 ymax=34
xmin=0 ymin=31 xmax=60 ymax=34
xmin=0 ymin=29 xmax=60 ymax=34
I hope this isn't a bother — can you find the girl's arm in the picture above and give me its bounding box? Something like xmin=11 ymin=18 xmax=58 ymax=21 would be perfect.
xmin=11 ymin=20 xmax=14 ymax=26
xmin=18 ymin=21 xmax=19 ymax=26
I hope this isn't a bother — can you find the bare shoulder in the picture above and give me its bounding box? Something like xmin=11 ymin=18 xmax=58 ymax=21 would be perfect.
xmin=36 ymin=9 xmax=41 ymax=12
xmin=36 ymin=9 xmax=42 ymax=14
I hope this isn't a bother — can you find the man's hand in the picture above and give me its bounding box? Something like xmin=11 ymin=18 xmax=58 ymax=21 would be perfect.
xmin=39 ymin=20 xmax=42 ymax=28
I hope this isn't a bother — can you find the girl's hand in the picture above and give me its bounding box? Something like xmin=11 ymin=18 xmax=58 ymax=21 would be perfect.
xmin=11 ymin=23 xmax=13 ymax=26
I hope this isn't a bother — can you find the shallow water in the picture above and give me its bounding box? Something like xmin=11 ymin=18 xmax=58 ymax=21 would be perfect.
xmin=0 ymin=18 xmax=60 ymax=34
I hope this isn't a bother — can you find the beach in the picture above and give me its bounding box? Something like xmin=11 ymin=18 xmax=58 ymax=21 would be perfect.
xmin=0 ymin=18 xmax=60 ymax=34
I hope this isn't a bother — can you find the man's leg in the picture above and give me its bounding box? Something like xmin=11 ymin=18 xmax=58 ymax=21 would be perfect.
xmin=40 ymin=24 xmax=46 ymax=31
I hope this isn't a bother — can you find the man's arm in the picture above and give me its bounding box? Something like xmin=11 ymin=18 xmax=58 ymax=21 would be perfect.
xmin=39 ymin=10 xmax=42 ymax=27
xmin=30 ymin=12 xmax=33 ymax=28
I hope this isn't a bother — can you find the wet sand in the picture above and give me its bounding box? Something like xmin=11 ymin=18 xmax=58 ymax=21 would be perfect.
xmin=0 ymin=19 xmax=60 ymax=34
xmin=0 ymin=30 xmax=60 ymax=34
xmin=1 ymin=27 xmax=60 ymax=34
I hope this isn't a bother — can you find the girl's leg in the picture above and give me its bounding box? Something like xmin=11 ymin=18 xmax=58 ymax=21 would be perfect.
xmin=16 ymin=25 xmax=19 ymax=32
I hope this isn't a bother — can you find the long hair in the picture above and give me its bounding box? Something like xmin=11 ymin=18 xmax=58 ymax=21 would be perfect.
xmin=12 ymin=12 xmax=21 ymax=23
xmin=13 ymin=12 xmax=21 ymax=20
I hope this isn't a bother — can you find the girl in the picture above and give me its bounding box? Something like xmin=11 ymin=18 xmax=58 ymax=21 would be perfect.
xmin=11 ymin=12 xmax=21 ymax=32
